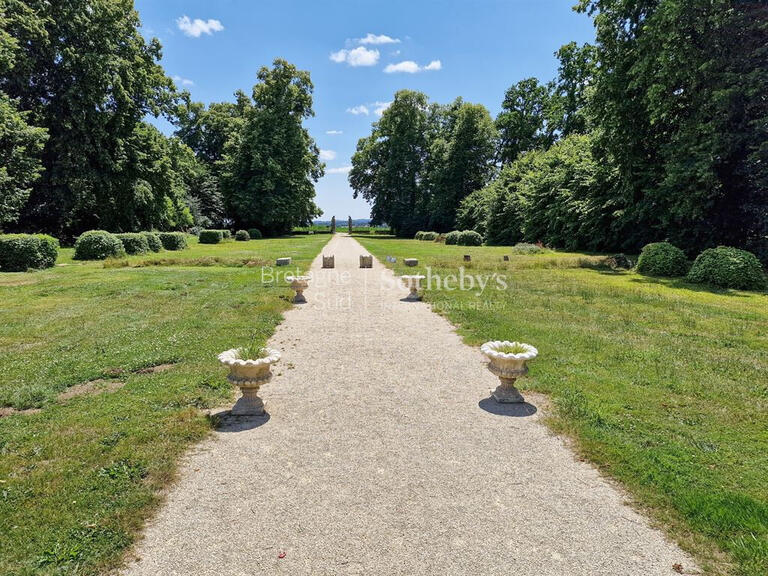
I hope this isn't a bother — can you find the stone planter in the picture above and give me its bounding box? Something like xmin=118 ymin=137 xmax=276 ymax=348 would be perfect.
xmin=360 ymin=255 xmax=373 ymax=268
xmin=276 ymin=257 xmax=291 ymax=267
xmin=322 ymin=255 xmax=335 ymax=268
xmin=287 ymin=275 xmax=310 ymax=303
xmin=218 ymin=348 xmax=280 ymax=415
xmin=480 ymin=341 xmax=538 ymax=403
xmin=404 ymin=258 xmax=418 ymax=267
xmin=401 ymin=275 xmax=426 ymax=300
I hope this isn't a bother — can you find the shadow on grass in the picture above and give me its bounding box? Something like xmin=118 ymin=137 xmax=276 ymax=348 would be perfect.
xmin=209 ymin=409 xmax=271 ymax=432
xmin=628 ymin=276 xmax=754 ymax=296
xmin=478 ymin=397 xmax=537 ymax=417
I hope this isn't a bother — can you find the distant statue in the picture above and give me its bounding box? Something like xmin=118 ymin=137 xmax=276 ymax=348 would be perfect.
xmin=330 ymin=216 xmax=336 ymax=234
xmin=348 ymin=216 xmax=353 ymax=234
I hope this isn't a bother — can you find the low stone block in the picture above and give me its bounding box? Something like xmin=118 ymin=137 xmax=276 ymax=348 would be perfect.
xmin=360 ymin=255 xmax=373 ymax=268
xmin=404 ymin=258 xmax=418 ymax=267
xmin=464 ymin=255 xmax=471 ymax=262
xmin=503 ymin=255 xmax=510 ymax=261
xmin=322 ymin=255 xmax=335 ymax=268
xmin=276 ymin=257 xmax=291 ymax=266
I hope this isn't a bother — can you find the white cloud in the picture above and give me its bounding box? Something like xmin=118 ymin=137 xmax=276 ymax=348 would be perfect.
xmin=327 ymin=166 xmax=353 ymax=174
xmin=172 ymin=75 xmax=194 ymax=87
xmin=374 ymin=101 xmax=392 ymax=116
xmin=358 ymin=33 xmax=400 ymax=45
xmin=384 ymin=59 xmax=442 ymax=74
xmin=346 ymin=105 xmax=370 ymax=116
xmin=177 ymin=16 xmax=224 ymax=38
xmin=326 ymin=130 xmax=343 ymax=135
xmin=330 ymin=46 xmax=379 ymax=67
xmin=319 ymin=149 xmax=337 ymax=161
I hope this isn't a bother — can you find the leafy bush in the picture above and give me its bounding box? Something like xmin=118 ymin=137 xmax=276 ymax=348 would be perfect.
xmin=636 ymin=242 xmax=689 ymax=277
xmin=686 ymin=246 xmax=766 ymax=290
xmin=445 ymin=231 xmax=461 ymax=245
xmin=606 ymin=253 xmax=633 ymax=269
xmin=458 ymin=230 xmax=483 ymax=246
xmin=73 ymin=230 xmax=125 ymax=260
xmin=0 ymin=234 xmax=59 ymax=271
xmin=116 ymin=233 xmax=150 ymax=255
xmin=142 ymin=232 xmax=163 ymax=252
xmin=415 ymin=231 xmax=438 ymax=241
xmin=414 ymin=231 xmax=425 ymax=240
xmin=217 ymin=229 xmax=232 ymax=240
xmin=199 ymin=230 xmax=223 ymax=244
xmin=512 ymin=242 xmax=545 ymax=254
xmin=248 ymin=228 xmax=263 ymax=239
xmin=235 ymin=230 xmax=250 ymax=241
xmin=158 ymin=232 xmax=188 ymax=251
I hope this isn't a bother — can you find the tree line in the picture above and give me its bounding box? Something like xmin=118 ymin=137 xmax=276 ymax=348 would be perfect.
xmin=349 ymin=0 xmax=768 ymax=262
xmin=0 ymin=0 xmax=322 ymax=240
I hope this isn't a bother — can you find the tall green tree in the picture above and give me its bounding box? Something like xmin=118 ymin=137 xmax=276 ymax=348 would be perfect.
xmin=349 ymin=90 xmax=431 ymax=236
xmin=219 ymin=59 xmax=323 ymax=234
xmin=495 ymin=78 xmax=556 ymax=165
xmin=1 ymin=0 xmax=174 ymax=236
xmin=425 ymin=99 xmax=497 ymax=231
xmin=549 ymin=42 xmax=597 ymax=136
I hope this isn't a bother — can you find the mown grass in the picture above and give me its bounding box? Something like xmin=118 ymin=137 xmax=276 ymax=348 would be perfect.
xmin=358 ymin=236 xmax=768 ymax=576
xmin=0 ymin=234 xmax=329 ymax=575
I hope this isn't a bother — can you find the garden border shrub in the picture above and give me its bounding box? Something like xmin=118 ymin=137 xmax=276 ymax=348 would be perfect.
xmin=158 ymin=232 xmax=188 ymax=251
xmin=636 ymin=242 xmax=688 ymax=277
xmin=686 ymin=246 xmax=766 ymax=290
xmin=457 ymin=230 xmax=483 ymax=246
xmin=73 ymin=230 xmax=125 ymax=261
xmin=116 ymin=233 xmax=150 ymax=255
xmin=199 ymin=230 xmax=223 ymax=244
xmin=235 ymin=230 xmax=250 ymax=241
xmin=248 ymin=228 xmax=262 ymax=239
xmin=445 ymin=231 xmax=461 ymax=245
xmin=0 ymin=234 xmax=59 ymax=271
xmin=142 ymin=232 xmax=163 ymax=252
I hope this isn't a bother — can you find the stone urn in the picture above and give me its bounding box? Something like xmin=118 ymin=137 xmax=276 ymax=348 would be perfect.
xmin=401 ymin=275 xmax=426 ymax=300
xmin=218 ymin=347 xmax=280 ymax=415
xmin=287 ymin=275 xmax=310 ymax=303
xmin=480 ymin=341 xmax=538 ymax=403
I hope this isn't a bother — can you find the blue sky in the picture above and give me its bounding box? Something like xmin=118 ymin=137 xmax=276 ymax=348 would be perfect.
xmin=135 ymin=0 xmax=595 ymax=220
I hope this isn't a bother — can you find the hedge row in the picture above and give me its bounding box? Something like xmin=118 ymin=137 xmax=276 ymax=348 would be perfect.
xmin=415 ymin=231 xmax=438 ymax=241
xmin=0 ymin=234 xmax=59 ymax=271
xmin=199 ymin=230 xmax=224 ymax=244
xmin=444 ymin=230 xmax=483 ymax=246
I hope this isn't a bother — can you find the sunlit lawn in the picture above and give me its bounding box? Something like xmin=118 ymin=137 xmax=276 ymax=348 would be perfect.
xmin=0 ymin=234 xmax=329 ymax=575
xmin=358 ymin=236 xmax=768 ymax=576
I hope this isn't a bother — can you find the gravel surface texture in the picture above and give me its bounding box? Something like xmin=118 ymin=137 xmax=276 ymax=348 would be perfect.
xmin=123 ymin=234 xmax=697 ymax=576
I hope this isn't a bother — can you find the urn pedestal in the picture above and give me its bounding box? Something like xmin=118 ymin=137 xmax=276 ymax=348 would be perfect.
xmin=218 ymin=348 xmax=280 ymax=416
xmin=480 ymin=341 xmax=538 ymax=403
xmin=287 ymin=275 xmax=310 ymax=303
xmin=401 ymin=275 xmax=426 ymax=301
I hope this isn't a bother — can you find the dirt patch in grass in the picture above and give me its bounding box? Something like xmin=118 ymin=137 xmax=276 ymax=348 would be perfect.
xmin=0 ymin=406 xmax=42 ymax=418
xmin=57 ymin=379 xmax=125 ymax=402
xmin=135 ymin=363 xmax=176 ymax=374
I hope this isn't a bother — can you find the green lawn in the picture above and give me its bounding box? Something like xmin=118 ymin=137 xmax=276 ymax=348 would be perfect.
xmin=0 ymin=234 xmax=328 ymax=575
xmin=358 ymin=236 xmax=768 ymax=576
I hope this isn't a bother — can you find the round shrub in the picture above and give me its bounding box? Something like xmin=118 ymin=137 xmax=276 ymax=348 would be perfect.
xmin=457 ymin=230 xmax=483 ymax=246
xmin=414 ymin=231 xmax=424 ymax=240
xmin=686 ymin=246 xmax=766 ymax=290
xmin=116 ymin=233 xmax=150 ymax=255
xmin=445 ymin=231 xmax=461 ymax=245
xmin=0 ymin=234 xmax=59 ymax=272
xmin=142 ymin=231 xmax=163 ymax=252
xmin=512 ymin=242 xmax=545 ymax=255
xmin=235 ymin=230 xmax=250 ymax=241
xmin=636 ymin=242 xmax=688 ymax=277
xmin=422 ymin=231 xmax=438 ymax=241
xmin=216 ymin=229 xmax=232 ymax=240
xmin=199 ymin=230 xmax=223 ymax=244
xmin=248 ymin=228 xmax=262 ymax=239
xmin=158 ymin=232 xmax=188 ymax=251
xmin=73 ymin=230 xmax=124 ymax=260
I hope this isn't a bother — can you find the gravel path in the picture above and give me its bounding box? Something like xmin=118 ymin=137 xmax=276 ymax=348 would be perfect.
xmin=124 ymin=234 xmax=696 ymax=576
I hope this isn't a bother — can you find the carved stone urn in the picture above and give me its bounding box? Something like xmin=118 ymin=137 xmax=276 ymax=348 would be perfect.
xmin=401 ymin=275 xmax=426 ymax=300
xmin=286 ymin=275 xmax=310 ymax=303
xmin=480 ymin=341 xmax=538 ymax=403
xmin=218 ymin=348 xmax=280 ymax=415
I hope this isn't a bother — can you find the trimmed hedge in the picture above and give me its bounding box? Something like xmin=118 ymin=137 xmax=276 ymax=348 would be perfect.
xmin=415 ymin=231 xmax=438 ymax=241
xmin=158 ymin=232 xmax=188 ymax=251
xmin=248 ymin=228 xmax=262 ymax=239
xmin=199 ymin=230 xmax=223 ymax=244
xmin=0 ymin=234 xmax=59 ymax=272
xmin=445 ymin=231 xmax=461 ymax=245
xmin=457 ymin=230 xmax=483 ymax=246
xmin=686 ymin=246 xmax=766 ymax=290
xmin=636 ymin=242 xmax=688 ymax=277
xmin=235 ymin=230 xmax=250 ymax=241
xmin=142 ymin=231 xmax=163 ymax=252
xmin=215 ymin=229 xmax=232 ymax=240
xmin=116 ymin=233 xmax=150 ymax=255
xmin=74 ymin=230 xmax=125 ymax=260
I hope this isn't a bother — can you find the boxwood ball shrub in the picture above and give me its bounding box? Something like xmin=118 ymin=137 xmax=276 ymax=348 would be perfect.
xmin=158 ymin=232 xmax=188 ymax=251
xmin=0 ymin=234 xmax=59 ymax=271
xmin=414 ymin=231 xmax=424 ymax=240
xmin=445 ymin=231 xmax=461 ymax=245
xmin=116 ymin=233 xmax=150 ymax=255
xmin=199 ymin=230 xmax=223 ymax=244
xmin=73 ymin=230 xmax=125 ymax=260
xmin=248 ymin=228 xmax=262 ymax=239
xmin=686 ymin=246 xmax=766 ymax=290
xmin=142 ymin=231 xmax=163 ymax=252
xmin=636 ymin=242 xmax=688 ymax=277
xmin=215 ymin=229 xmax=232 ymax=240
xmin=235 ymin=230 xmax=250 ymax=241
xmin=458 ymin=230 xmax=483 ymax=246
